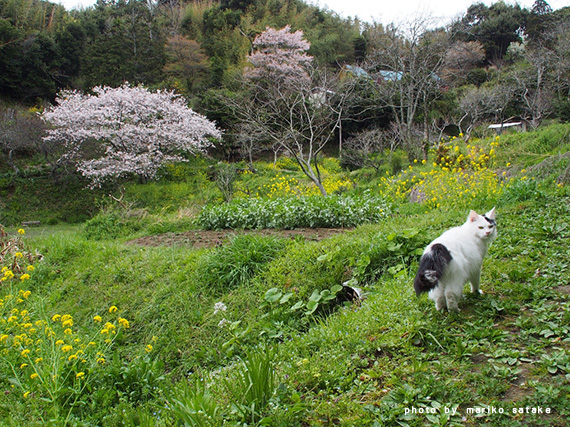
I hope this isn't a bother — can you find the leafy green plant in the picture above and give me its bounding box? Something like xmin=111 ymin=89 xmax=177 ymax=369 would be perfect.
xmin=164 ymin=377 xmax=220 ymax=427
xmin=223 ymin=345 xmax=276 ymax=424
xmin=197 ymin=191 xmax=391 ymax=230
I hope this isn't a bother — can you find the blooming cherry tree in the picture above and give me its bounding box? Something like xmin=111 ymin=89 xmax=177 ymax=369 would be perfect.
xmin=245 ymin=25 xmax=312 ymax=86
xmin=42 ymin=84 xmax=221 ymax=187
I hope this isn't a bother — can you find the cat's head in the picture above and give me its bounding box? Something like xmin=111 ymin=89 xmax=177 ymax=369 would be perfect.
xmin=467 ymin=207 xmax=497 ymax=241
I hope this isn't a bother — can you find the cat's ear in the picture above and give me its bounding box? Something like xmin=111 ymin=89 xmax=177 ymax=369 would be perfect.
xmin=486 ymin=207 xmax=496 ymax=220
xmin=468 ymin=210 xmax=479 ymax=222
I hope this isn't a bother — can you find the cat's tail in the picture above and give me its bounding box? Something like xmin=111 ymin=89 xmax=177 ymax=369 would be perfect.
xmin=414 ymin=243 xmax=452 ymax=296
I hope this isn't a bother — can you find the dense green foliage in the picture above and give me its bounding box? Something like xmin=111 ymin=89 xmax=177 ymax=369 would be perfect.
xmin=1 ymin=124 xmax=569 ymax=425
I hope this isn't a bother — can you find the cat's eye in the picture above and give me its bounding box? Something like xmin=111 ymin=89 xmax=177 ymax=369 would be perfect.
xmin=478 ymin=226 xmax=484 ymax=229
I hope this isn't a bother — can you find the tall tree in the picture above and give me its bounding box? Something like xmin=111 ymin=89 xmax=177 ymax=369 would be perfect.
xmin=363 ymin=19 xmax=452 ymax=159
xmin=223 ymin=26 xmax=347 ymax=195
xmin=41 ymin=84 xmax=221 ymax=187
xmin=453 ymin=2 xmax=529 ymax=67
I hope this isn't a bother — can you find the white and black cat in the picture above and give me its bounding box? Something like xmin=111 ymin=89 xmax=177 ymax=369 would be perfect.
xmin=414 ymin=208 xmax=497 ymax=312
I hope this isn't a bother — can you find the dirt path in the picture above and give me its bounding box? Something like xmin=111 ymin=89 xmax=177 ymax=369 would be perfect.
xmin=125 ymin=228 xmax=351 ymax=249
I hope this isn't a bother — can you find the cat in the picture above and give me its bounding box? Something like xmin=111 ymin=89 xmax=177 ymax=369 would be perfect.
xmin=414 ymin=208 xmax=497 ymax=312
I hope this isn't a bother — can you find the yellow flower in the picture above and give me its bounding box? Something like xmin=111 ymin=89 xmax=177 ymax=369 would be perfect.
xmin=51 ymin=314 xmax=61 ymax=322
xmin=145 ymin=344 xmax=153 ymax=353
xmin=68 ymin=354 xmax=78 ymax=361
xmin=15 ymin=252 xmax=23 ymax=258
xmin=21 ymin=349 xmax=30 ymax=357
xmin=62 ymin=319 xmax=73 ymax=328
xmin=64 ymin=328 xmax=73 ymax=335
xmin=118 ymin=318 xmax=130 ymax=329
xmin=27 ymin=265 xmax=35 ymax=272
xmin=61 ymin=345 xmax=73 ymax=353
xmin=20 ymin=363 xmax=28 ymax=369
xmin=23 ymin=391 xmax=30 ymax=398
xmin=108 ymin=306 xmax=118 ymax=314
xmin=18 ymin=229 xmax=25 ymax=235
xmin=22 ymin=290 xmax=31 ymax=299
xmin=35 ymin=357 xmax=43 ymax=363
xmin=4 ymin=270 xmax=14 ymax=279
xmin=55 ymin=339 xmax=64 ymax=346
xmin=76 ymin=372 xmax=85 ymax=380
xmin=93 ymin=315 xmax=102 ymax=323
xmin=30 ymin=373 xmax=39 ymax=379
xmin=97 ymin=357 xmax=106 ymax=364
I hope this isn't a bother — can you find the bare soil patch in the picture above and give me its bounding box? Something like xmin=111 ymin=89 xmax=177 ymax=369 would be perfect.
xmin=126 ymin=228 xmax=351 ymax=249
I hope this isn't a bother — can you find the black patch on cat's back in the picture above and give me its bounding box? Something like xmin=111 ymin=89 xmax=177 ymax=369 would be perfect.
xmin=414 ymin=243 xmax=452 ymax=296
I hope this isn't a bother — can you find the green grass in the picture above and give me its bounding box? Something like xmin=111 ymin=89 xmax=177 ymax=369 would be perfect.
xmin=1 ymin=124 xmax=570 ymax=425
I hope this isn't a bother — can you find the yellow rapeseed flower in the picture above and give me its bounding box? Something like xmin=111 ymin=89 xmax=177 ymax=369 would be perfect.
xmin=108 ymin=306 xmax=118 ymax=314
xmin=23 ymin=391 xmax=30 ymax=398
xmin=17 ymin=229 xmax=25 ymax=235
xmin=30 ymin=373 xmax=39 ymax=380
xmin=61 ymin=345 xmax=73 ymax=352
xmin=145 ymin=344 xmax=153 ymax=353
xmin=51 ymin=314 xmax=61 ymax=322
xmin=27 ymin=265 xmax=35 ymax=271
xmin=118 ymin=318 xmax=130 ymax=329
xmin=76 ymin=372 xmax=85 ymax=379
xmin=93 ymin=315 xmax=102 ymax=323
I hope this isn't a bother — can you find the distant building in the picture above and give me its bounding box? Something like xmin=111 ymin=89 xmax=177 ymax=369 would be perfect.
xmin=488 ymin=118 xmax=529 ymax=134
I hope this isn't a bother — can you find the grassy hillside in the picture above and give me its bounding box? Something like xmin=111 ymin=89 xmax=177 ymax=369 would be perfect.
xmin=1 ymin=124 xmax=569 ymax=426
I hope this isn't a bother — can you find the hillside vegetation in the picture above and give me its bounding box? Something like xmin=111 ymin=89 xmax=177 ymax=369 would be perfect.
xmin=1 ymin=124 xmax=569 ymax=426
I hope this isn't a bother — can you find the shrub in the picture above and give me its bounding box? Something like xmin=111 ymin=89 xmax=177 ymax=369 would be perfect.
xmin=196 ymin=235 xmax=288 ymax=292
xmin=197 ymin=191 xmax=390 ymax=230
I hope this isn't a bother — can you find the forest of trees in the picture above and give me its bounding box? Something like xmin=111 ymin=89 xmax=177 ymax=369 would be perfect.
xmin=1 ymin=0 xmax=570 ymax=178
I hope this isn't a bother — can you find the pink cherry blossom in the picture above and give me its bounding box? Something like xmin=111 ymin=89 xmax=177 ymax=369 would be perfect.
xmin=42 ymin=83 xmax=221 ymax=187
xmin=245 ymin=25 xmax=312 ymax=85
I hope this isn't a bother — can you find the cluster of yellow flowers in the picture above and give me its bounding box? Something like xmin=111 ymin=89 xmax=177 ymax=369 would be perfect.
xmin=239 ymin=174 xmax=353 ymax=199
xmin=0 ymin=228 xmax=39 ymax=284
xmin=379 ymin=136 xmax=511 ymax=210
xmin=1 ymin=284 xmax=130 ymax=400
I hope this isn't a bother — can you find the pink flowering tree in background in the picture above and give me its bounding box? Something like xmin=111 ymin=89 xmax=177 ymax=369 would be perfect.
xmin=224 ymin=25 xmax=348 ymax=196
xmin=245 ymin=25 xmax=313 ymax=88
xmin=41 ymin=84 xmax=222 ymax=188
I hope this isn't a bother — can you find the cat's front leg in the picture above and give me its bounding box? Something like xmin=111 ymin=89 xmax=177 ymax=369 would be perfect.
xmin=445 ymin=291 xmax=461 ymax=312
xmin=470 ymin=272 xmax=483 ymax=295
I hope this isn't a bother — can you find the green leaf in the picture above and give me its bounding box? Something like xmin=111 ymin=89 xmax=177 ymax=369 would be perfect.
xmin=290 ymin=301 xmax=304 ymax=311
xmin=279 ymin=292 xmax=293 ymax=304
xmin=402 ymin=228 xmax=419 ymax=238
xmin=264 ymin=288 xmax=282 ymax=303
xmin=308 ymin=289 xmax=322 ymax=302
xmin=330 ymin=284 xmax=343 ymax=294
xmin=305 ymin=300 xmax=319 ymax=315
